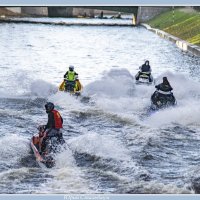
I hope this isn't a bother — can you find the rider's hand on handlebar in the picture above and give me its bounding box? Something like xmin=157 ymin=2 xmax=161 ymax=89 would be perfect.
xmin=37 ymin=125 xmax=45 ymax=132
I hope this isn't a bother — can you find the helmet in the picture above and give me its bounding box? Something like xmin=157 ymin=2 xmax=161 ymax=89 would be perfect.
xmin=45 ymin=102 xmax=54 ymax=113
xmin=145 ymin=60 xmax=149 ymax=65
xmin=163 ymin=77 xmax=168 ymax=82
xmin=163 ymin=77 xmax=170 ymax=85
xmin=69 ymin=65 xmax=74 ymax=71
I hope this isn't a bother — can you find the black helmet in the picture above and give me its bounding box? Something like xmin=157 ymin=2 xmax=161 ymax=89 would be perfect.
xmin=145 ymin=60 xmax=149 ymax=65
xmin=163 ymin=77 xmax=168 ymax=82
xmin=163 ymin=77 xmax=169 ymax=85
xmin=45 ymin=102 xmax=54 ymax=113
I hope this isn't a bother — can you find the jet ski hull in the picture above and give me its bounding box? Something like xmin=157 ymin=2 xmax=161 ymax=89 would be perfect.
xmin=135 ymin=73 xmax=153 ymax=85
xmin=31 ymin=136 xmax=55 ymax=168
xmin=151 ymin=91 xmax=177 ymax=110
xmin=59 ymin=80 xmax=83 ymax=96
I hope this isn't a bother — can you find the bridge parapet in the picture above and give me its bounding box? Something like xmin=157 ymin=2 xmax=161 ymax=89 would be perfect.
xmin=6 ymin=6 xmax=172 ymax=25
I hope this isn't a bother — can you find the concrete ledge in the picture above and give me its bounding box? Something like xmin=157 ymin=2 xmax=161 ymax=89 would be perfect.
xmin=0 ymin=18 xmax=135 ymax=27
xmin=141 ymin=23 xmax=200 ymax=57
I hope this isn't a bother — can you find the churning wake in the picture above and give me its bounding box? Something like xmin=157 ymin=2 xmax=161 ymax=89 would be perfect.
xmin=1 ymin=68 xmax=200 ymax=194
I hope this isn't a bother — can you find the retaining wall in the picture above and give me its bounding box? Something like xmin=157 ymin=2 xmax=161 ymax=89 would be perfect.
xmin=141 ymin=23 xmax=200 ymax=56
xmin=138 ymin=7 xmax=171 ymax=23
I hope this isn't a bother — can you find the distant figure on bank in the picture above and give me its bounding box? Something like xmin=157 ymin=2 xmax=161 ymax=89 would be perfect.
xmin=100 ymin=11 xmax=104 ymax=19
xmin=116 ymin=12 xmax=121 ymax=19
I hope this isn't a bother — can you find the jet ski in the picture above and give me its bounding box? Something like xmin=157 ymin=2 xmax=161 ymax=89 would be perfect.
xmin=31 ymin=126 xmax=65 ymax=168
xmin=135 ymin=72 xmax=153 ymax=85
xmin=151 ymin=90 xmax=177 ymax=110
xmin=59 ymin=79 xmax=83 ymax=96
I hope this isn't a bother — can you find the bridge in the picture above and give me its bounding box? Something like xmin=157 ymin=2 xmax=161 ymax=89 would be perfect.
xmin=7 ymin=7 xmax=171 ymax=25
xmin=48 ymin=6 xmax=138 ymax=24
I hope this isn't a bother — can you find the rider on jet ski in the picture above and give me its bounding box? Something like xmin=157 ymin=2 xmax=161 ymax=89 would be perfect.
xmin=64 ymin=65 xmax=78 ymax=81
xmin=63 ymin=65 xmax=79 ymax=91
xmin=136 ymin=60 xmax=153 ymax=82
xmin=39 ymin=102 xmax=64 ymax=153
xmin=151 ymin=76 xmax=175 ymax=108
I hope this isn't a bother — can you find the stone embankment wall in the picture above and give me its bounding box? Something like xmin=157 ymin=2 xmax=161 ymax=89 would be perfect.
xmin=141 ymin=23 xmax=200 ymax=56
xmin=138 ymin=7 xmax=171 ymax=22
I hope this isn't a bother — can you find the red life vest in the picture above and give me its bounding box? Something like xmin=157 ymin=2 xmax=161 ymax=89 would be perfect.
xmin=52 ymin=110 xmax=63 ymax=129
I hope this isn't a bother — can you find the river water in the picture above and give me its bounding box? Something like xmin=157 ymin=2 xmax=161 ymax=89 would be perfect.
xmin=0 ymin=18 xmax=200 ymax=194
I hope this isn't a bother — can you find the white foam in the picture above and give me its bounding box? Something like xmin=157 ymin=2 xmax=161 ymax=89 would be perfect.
xmin=146 ymin=103 xmax=200 ymax=127
xmin=68 ymin=132 xmax=131 ymax=161
xmin=155 ymin=71 xmax=200 ymax=100
xmin=84 ymin=68 xmax=134 ymax=98
xmin=39 ymin=167 xmax=92 ymax=193
xmin=0 ymin=134 xmax=29 ymax=165
xmin=67 ymin=132 xmax=148 ymax=184
xmin=82 ymin=69 xmax=152 ymax=121
xmin=30 ymin=79 xmax=57 ymax=98
xmin=146 ymin=71 xmax=200 ymax=127
xmin=128 ymin=181 xmax=193 ymax=194
xmin=48 ymin=91 xmax=79 ymax=107
xmin=38 ymin=145 xmax=92 ymax=193
xmin=54 ymin=144 xmax=76 ymax=168
xmin=63 ymin=69 xmax=200 ymax=128
xmin=0 ymin=167 xmax=30 ymax=184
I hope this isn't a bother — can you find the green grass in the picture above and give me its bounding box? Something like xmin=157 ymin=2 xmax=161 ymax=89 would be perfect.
xmin=148 ymin=9 xmax=200 ymax=46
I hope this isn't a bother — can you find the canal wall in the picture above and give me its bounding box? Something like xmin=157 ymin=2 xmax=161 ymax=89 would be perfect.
xmin=141 ymin=23 xmax=200 ymax=56
xmin=138 ymin=7 xmax=171 ymax=23
xmin=0 ymin=18 xmax=133 ymax=27
xmin=21 ymin=7 xmax=48 ymax=16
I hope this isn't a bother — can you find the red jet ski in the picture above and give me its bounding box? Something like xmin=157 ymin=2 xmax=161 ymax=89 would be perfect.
xmin=31 ymin=126 xmax=63 ymax=168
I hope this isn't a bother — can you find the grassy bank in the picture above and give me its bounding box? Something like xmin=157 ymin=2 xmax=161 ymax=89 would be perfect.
xmin=148 ymin=8 xmax=200 ymax=46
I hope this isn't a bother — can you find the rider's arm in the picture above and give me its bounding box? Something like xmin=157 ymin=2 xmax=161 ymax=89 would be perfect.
xmin=44 ymin=112 xmax=55 ymax=130
xmin=61 ymin=116 xmax=63 ymax=124
xmin=64 ymin=71 xmax=68 ymax=79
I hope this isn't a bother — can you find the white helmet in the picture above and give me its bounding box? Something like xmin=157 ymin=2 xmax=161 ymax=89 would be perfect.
xmin=69 ymin=65 xmax=74 ymax=71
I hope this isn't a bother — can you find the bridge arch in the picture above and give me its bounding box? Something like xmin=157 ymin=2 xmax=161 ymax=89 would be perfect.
xmin=48 ymin=6 xmax=139 ymax=24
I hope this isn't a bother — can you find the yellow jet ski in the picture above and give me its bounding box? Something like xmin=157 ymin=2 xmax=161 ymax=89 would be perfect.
xmin=59 ymin=79 xmax=83 ymax=96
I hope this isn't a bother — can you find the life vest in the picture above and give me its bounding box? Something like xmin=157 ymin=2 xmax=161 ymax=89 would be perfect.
xmin=141 ymin=64 xmax=150 ymax=73
xmin=159 ymin=84 xmax=172 ymax=92
xmin=52 ymin=110 xmax=63 ymax=129
xmin=67 ymin=71 xmax=76 ymax=81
